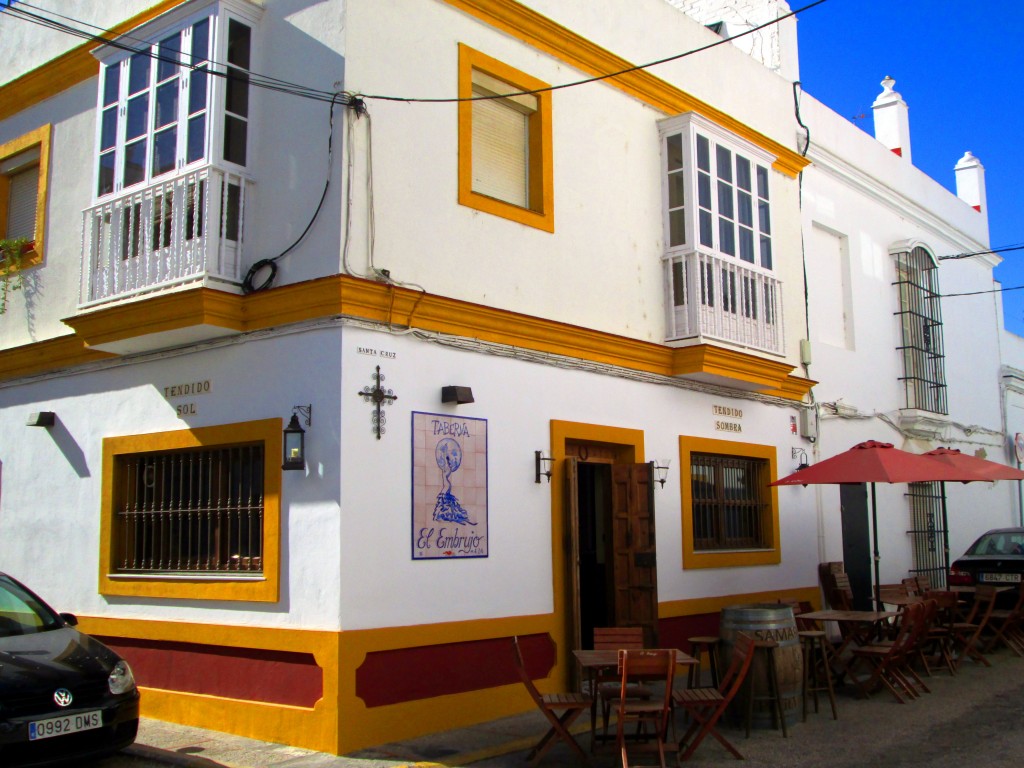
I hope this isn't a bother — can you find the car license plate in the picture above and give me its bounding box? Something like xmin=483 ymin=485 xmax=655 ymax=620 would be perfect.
xmin=28 ymin=710 xmax=102 ymax=741
xmin=982 ymin=572 xmax=1022 ymax=583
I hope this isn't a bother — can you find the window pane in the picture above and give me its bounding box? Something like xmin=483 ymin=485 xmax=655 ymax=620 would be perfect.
xmin=152 ymin=127 xmax=177 ymax=176
xmin=101 ymin=107 xmax=118 ymax=151
xmin=736 ymin=156 xmax=751 ymax=191
xmin=155 ymin=81 xmax=179 ymax=129
xmin=471 ymin=93 xmax=529 ymax=207
xmin=758 ymin=198 xmax=771 ymax=234
xmin=671 ymin=259 xmax=685 ymax=306
xmin=189 ymin=67 xmax=208 ymax=114
xmin=223 ymin=115 xmax=248 ymax=166
xmin=697 ymin=172 xmax=711 ymax=209
xmin=126 ymin=94 xmax=149 ymax=141
xmin=719 ymin=217 xmax=735 ymax=256
xmin=666 ymin=134 xmax=683 ymax=171
xmin=187 ymin=114 xmax=206 ymax=164
xmin=669 ymin=209 xmax=686 ymax=247
xmin=716 ymin=145 xmax=732 ymax=181
xmin=157 ymin=32 xmax=182 ymax=81
xmin=699 ymin=210 xmax=713 ymax=247
xmin=696 ymin=134 xmax=710 ymax=172
xmin=227 ymin=20 xmax=252 ymax=69
xmin=717 ymin=180 xmax=733 ymax=218
xmin=668 ymin=172 xmax=685 ymax=209
xmin=191 ymin=18 xmax=210 ymax=66
xmin=739 ymin=227 xmax=754 ymax=263
xmin=737 ymin=190 xmax=752 ymax=227
xmin=98 ymin=152 xmax=115 ymax=196
xmin=225 ymin=67 xmax=249 ymax=117
xmin=128 ymin=52 xmax=150 ymax=95
xmin=760 ymin=236 xmax=772 ymax=270
xmin=124 ymin=139 xmax=146 ymax=187
xmin=223 ymin=182 xmax=241 ymax=241
xmin=103 ymin=64 xmax=120 ymax=106
xmin=757 ymin=166 xmax=769 ymax=199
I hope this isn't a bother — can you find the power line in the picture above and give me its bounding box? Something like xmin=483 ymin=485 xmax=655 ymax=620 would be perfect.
xmin=939 ymin=243 xmax=1024 ymax=261
xmin=360 ymin=0 xmax=829 ymax=104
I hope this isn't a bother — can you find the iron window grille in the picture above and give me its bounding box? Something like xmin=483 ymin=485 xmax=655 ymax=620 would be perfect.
xmin=893 ymin=246 xmax=948 ymax=414
xmin=113 ymin=443 xmax=264 ymax=574
xmin=691 ymin=452 xmax=770 ymax=550
xmin=906 ymin=480 xmax=948 ymax=589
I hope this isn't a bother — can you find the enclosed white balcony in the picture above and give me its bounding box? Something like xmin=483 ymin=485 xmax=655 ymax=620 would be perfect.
xmin=665 ymin=249 xmax=784 ymax=355
xmin=81 ymin=165 xmax=250 ymax=307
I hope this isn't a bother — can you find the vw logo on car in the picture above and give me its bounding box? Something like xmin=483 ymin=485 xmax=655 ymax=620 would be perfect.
xmin=53 ymin=688 xmax=74 ymax=708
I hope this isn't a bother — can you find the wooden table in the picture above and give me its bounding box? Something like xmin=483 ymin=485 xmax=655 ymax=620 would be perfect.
xmin=797 ymin=609 xmax=898 ymax=681
xmin=572 ymin=648 xmax=697 ymax=752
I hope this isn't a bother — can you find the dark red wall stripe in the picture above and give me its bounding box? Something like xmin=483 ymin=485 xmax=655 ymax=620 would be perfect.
xmin=97 ymin=637 xmax=322 ymax=708
xmin=355 ymin=633 xmax=553 ymax=708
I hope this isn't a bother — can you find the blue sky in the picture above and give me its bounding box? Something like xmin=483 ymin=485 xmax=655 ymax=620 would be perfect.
xmin=796 ymin=0 xmax=1024 ymax=336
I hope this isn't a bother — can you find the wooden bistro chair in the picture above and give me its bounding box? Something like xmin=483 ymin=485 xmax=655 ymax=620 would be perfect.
xmin=512 ymin=636 xmax=593 ymax=766
xmin=849 ymin=602 xmax=922 ymax=703
xmin=592 ymin=627 xmax=650 ymax=748
xmin=674 ymin=631 xmax=757 ymax=762
xmin=951 ymin=584 xmax=998 ymax=669
xmin=984 ymin=583 xmax=1024 ymax=657
xmin=615 ymin=649 xmax=676 ymax=768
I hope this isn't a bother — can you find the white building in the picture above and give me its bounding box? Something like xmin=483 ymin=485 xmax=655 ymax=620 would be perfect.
xmin=0 ymin=0 xmax=1014 ymax=754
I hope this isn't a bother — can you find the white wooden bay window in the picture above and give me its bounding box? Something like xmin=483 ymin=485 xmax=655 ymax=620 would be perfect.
xmin=83 ymin=0 xmax=260 ymax=306
xmin=659 ymin=113 xmax=782 ymax=354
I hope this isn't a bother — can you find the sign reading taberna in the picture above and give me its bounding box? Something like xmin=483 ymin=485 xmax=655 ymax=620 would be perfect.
xmin=411 ymin=412 xmax=488 ymax=559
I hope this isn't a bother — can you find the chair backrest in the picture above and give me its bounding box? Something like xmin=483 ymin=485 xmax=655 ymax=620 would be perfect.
xmin=718 ymin=631 xmax=757 ymax=700
xmin=902 ymin=577 xmax=921 ymax=596
xmin=915 ymin=574 xmax=932 ymax=594
xmin=831 ymin=572 xmax=855 ymax=610
xmin=617 ymin=648 xmax=676 ymax=705
xmin=965 ymin=585 xmax=998 ymax=626
xmin=511 ymin=636 xmax=545 ymax=707
xmin=877 ymin=583 xmax=909 ymax=603
xmin=594 ymin=626 xmax=645 ymax=650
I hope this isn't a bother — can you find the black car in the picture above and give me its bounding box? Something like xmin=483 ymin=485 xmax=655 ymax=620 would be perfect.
xmin=0 ymin=572 xmax=139 ymax=767
xmin=949 ymin=527 xmax=1024 ymax=593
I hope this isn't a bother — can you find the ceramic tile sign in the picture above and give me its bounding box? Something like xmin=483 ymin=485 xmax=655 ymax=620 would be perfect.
xmin=412 ymin=412 xmax=488 ymax=559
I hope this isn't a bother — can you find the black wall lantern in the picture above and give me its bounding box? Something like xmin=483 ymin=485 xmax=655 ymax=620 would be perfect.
xmin=283 ymin=404 xmax=312 ymax=471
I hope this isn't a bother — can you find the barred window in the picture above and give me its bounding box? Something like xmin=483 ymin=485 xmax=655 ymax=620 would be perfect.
xmin=894 ymin=246 xmax=947 ymax=414
xmin=113 ymin=443 xmax=264 ymax=574
xmin=691 ymin=452 xmax=770 ymax=550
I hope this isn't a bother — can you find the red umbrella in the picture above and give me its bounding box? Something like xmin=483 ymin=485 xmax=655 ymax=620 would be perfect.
xmin=771 ymin=441 xmax=974 ymax=608
xmin=923 ymin=447 xmax=1024 ymax=481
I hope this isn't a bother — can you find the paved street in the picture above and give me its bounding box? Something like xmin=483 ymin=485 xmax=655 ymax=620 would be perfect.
xmin=69 ymin=649 xmax=1024 ymax=768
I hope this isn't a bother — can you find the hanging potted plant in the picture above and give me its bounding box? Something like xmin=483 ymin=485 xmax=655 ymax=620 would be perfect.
xmin=0 ymin=237 xmax=30 ymax=315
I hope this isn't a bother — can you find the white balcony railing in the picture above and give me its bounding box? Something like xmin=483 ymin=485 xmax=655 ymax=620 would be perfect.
xmin=665 ymin=250 xmax=784 ymax=355
xmin=81 ymin=165 xmax=250 ymax=307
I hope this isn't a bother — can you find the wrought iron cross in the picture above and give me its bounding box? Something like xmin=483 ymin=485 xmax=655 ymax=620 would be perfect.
xmin=357 ymin=365 xmax=397 ymax=439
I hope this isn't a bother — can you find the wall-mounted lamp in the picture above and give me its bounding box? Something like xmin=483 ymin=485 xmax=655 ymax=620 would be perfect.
xmin=791 ymin=447 xmax=810 ymax=471
xmin=653 ymin=458 xmax=671 ymax=488
xmin=283 ymin=405 xmax=312 ymax=471
xmin=441 ymin=386 xmax=474 ymax=405
xmin=535 ymin=450 xmax=554 ymax=483
xmin=26 ymin=411 xmax=56 ymax=428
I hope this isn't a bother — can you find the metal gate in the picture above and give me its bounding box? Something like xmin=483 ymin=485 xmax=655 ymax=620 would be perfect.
xmin=906 ymin=481 xmax=948 ymax=588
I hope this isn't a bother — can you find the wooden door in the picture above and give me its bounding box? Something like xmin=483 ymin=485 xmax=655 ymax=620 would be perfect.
xmin=611 ymin=463 xmax=659 ymax=647
xmin=564 ymin=456 xmax=582 ymax=667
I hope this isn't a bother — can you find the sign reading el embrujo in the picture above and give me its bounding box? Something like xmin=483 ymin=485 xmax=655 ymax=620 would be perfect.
xmin=412 ymin=412 xmax=488 ymax=559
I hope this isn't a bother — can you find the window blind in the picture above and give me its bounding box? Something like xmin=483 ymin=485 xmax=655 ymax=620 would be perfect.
xmin=6 ymin=165 xmax=39 ymax=241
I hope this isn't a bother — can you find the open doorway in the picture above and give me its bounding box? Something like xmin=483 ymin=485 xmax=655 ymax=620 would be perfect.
xmin=577 ymin=462 xmax=613 ymax=651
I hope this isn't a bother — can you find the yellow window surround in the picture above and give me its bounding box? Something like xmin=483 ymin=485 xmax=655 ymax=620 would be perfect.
xmin=0 ymin=124 xmax=51 ymax=267
xmin=679 ymin=434 xmax=780 ymax=569
xmin=99 ymin=418 xmax=282 ymax=602
xmin=458 ymin=44 xmax=554 ymax=232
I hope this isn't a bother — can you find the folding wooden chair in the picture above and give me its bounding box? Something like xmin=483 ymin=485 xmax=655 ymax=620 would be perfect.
xmin=984 ymin=584 xmax=1024 ymax=656
xmin=951 ymin=585 xmax=997 ymax=668
xmin=674 ymin=631 xmax=757 ymax=761
xmin=512 ymin=636 xmax=593 ymax=766
xmin=615 ymin=649 xmax=676 ymax=768
xmin=849 ymin=603 xmax=921 ymax=703
xmin=592 ymin=627 xmax=650 ymax=748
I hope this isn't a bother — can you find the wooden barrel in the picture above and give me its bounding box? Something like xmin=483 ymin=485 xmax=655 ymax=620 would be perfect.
xmin=719 ymin=604 xmax=803 ymax=729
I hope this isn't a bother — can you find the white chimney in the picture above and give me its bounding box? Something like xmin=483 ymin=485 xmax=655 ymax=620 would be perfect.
xmin=954 ymin=151 xmax=987 ymax=213
xmin=872 ymin=76 xmax=911 ymax=161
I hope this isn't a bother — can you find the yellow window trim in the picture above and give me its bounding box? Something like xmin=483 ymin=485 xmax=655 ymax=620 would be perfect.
xmin=0 ymin=124 xmax=51 ymax=267
xmin=458 ymin=44 xmax=554 ymax=232
xmin=679 ymin=434 xmax=780 ymax=569
xmin=99 ymin=418 xmax=282 ymax=602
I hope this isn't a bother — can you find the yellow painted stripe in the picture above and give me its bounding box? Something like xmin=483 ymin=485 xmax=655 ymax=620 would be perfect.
xmin=440 ymin=0 xmax=809 ymax=178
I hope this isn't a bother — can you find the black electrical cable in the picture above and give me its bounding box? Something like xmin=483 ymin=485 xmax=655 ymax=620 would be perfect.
xmin=242 ymin=92 xmax=346 ymax=294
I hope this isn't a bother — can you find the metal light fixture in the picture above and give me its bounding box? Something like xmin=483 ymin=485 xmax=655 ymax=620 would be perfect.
xmin=792 ymin=447 xmax=810 ymax=471
xmin=535 ymin=450 xmax=554 ymax=483
xmin=441 ymin=386 xmax=474 ymax=405
xmin=653 ymin=458 xmax=671 ymax=488
xmin=283 ymin=405 xmax=312 ymax=471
